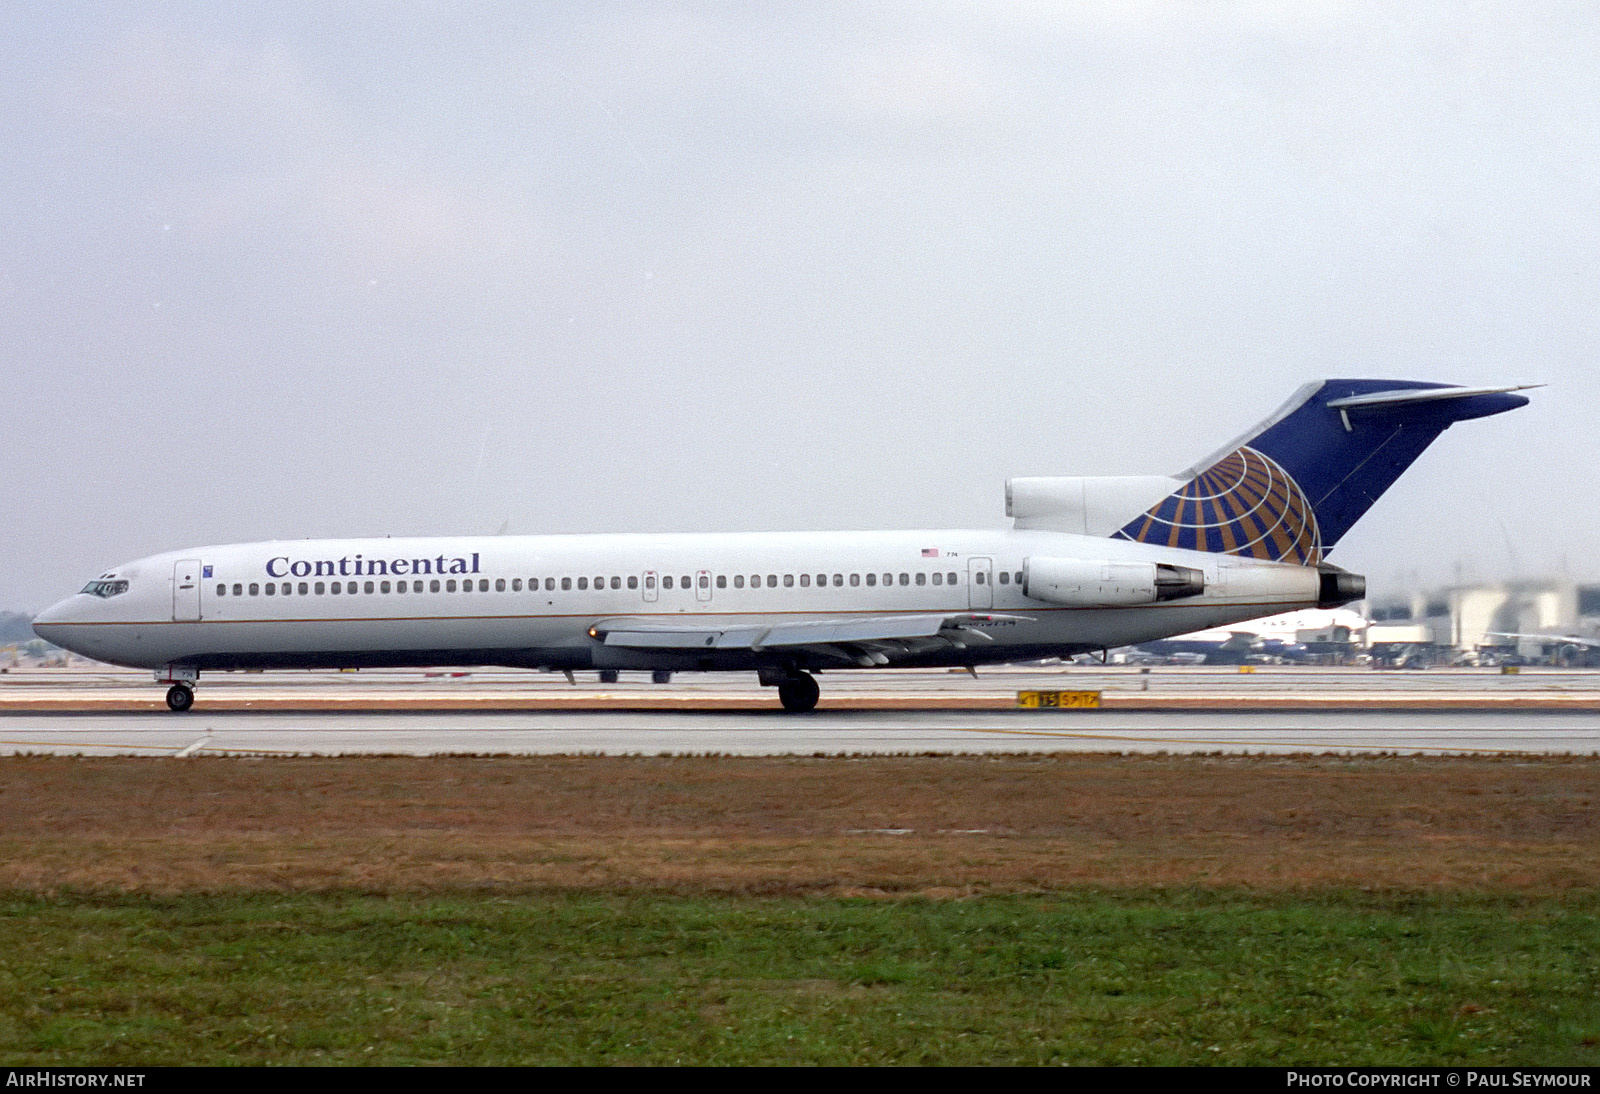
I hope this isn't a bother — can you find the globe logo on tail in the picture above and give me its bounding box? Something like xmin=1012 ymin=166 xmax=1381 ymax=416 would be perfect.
xmin=1113 ymin=446 xmax=1322 ymax=565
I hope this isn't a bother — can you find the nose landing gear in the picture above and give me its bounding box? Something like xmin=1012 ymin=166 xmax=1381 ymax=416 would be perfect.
xmin=157 ymin=665 xmax=199 ymax=712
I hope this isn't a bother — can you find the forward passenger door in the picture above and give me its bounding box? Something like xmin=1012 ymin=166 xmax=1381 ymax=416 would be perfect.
xmin=173 ymin=559 xmax=203 ymax=622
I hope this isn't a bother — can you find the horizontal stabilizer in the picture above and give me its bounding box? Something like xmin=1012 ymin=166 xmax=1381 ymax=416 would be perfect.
xmin=1325 ymin=384 xmax=1542 ymax=412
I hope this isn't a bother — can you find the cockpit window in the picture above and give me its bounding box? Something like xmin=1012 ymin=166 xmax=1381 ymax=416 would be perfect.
xmin=81 ymin=579 xmax=129 ymax=598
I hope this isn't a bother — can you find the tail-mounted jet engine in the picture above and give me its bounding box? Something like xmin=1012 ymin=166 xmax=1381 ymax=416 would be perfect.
xmin=1023 ymin=557 xmax=1205 ymax=607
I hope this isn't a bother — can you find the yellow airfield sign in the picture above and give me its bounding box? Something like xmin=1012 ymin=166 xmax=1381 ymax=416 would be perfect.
xmin=1017 ymin=690 xmax=1102 ymax=709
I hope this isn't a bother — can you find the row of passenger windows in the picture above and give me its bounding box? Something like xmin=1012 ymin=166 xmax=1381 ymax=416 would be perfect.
xmin=214 ymin=569 xmax=1030 ymax=598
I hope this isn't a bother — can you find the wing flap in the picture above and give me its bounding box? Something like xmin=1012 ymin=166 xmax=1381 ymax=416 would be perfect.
xmin=595 ymin=613 xmax=1030 ymax=652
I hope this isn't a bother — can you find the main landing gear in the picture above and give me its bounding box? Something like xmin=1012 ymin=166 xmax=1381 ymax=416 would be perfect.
xmin=776 ymin=672 xmax=819 ymax=714
xmin=166 ymin=683 xmax=194 ymax=712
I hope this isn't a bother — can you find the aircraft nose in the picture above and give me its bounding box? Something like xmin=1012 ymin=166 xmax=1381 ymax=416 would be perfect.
xmin=30 ymin=596 xmax=81 ymax=644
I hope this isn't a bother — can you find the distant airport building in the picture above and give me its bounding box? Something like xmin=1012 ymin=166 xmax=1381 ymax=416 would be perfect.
xmin=1366 ymin=579 xmax=1600 ymax=666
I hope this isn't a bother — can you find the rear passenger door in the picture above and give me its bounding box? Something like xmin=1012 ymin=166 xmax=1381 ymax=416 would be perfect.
xmin=967 ymin=557 xmax=993 ymax=610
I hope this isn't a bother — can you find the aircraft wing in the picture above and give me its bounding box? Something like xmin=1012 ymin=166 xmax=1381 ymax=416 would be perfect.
xmin=1484 ymin=631 xmax=1600 ymax=648
xmin=592 ymin=613 xmax=1032 ymax=651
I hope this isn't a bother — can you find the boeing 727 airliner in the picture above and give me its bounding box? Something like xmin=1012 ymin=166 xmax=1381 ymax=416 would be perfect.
xmin=33 ymin=379 xmax=1532 ymax=711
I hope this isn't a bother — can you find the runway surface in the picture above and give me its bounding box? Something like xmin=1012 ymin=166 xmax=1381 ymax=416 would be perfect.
xmin=2 ymin=709 xmax=1596 ymax=757
xmin=2 ymin=666 xmax=1597 ymax=755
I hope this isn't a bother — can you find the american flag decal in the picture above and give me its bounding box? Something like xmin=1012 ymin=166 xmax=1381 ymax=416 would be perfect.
xmin=921 ymin=548 xmax=939 ymax=558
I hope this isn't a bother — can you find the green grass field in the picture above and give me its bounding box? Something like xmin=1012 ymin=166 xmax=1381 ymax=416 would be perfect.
xmin=2 ymin=888 xmax=1596 ymax=1066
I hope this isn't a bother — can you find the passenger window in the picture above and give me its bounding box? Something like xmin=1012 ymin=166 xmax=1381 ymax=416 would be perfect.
xmin=681 ymin=575 xmax=690 ymax=588
xmin=314 ymin=582 xmax=325 ymax=595
xmin=627 ymin=576 xmax=638 ymax=590
xmin=799 ymin=574 xmax=810 ymax=587
xmin=764 ymin=575 xmax=774 ymax=588
xmin=281 ymin=583 xmax=291 ymax=596
xmin=299 ymin=582 xmax=309 ymax=595
xmin=932 ymin=573 xmax=943 ymax=586
xmin=1015 ymin=571 xmax=1024 ymax=584
xmin=899 ymin=573 xmax=909 ymax=586
xmin=578 ymin=577 xmax=588 ymax=591
xmin=265 ymin=583 xmax=276 ymax=596
xmin=447 ymin=579 xmax=457 ymax=592
xmin=662 ymin=576 xmax=672 ymax=590
xmin=431 ymin=579 xmax=441 ymax=592
xmin=611 ymin=577 xmax=621 ymax=590
xmin=496 ymin=578 xmax=506 ymax=592
xmin=915 ymin=573 xmax=926 ymax=586
xmin=949 ymin=572 xmax=958 ymax=584
xmin=717 ymin=575 xmax=727 ymax=589
xmin=232 ymin=583 xmax=243 ymax=596
xmin=363 ymin=581 xmax=374 ymax=594
xmin=644 ymin=575 xmax=655 ymax=590
xmin=783 ymin=574 xmax=794 ymax=587
xmin=593 ymin=576 xmax=603 ymax=590
xmin=998 ymin=571 xmax=1009 ymax=584
xmin=331 ymin=582 xmax=341 ymax=594
xmin=481 ymin=579 xmax=490 ymax=592
xmin=216 ymin=584 xmax=226 ymax=597
xmin=866 ymin=573 xmax=876 ymax=586
xmin=849 ymin=574 xmax=860 ymax=587
xmin=396 ymin=581 xmax=407 ymax=594
xmin=249 ymin=583 xmax=259 ymax=596
xmin=379 ymin=581 xmax=389 ymax=593
xmin=545 ymin=578 xmax=555 ymax=591
xmin=882 ymin=573 xmax=892 ymax=586
xmin=734 ymin=575 xmax=745 ymax=589
xmin=975 ymin=572 xmax=985 ymax=584
xmin=512 ymin=579 xmax=522 ymax=592
xmin=832 ymin=574 xmax=843 ymax=587
xmin=348 ymin=583 xmax=358 ymax=595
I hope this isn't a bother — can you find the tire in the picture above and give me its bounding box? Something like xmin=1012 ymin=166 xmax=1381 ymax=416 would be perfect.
xmin=651 ymin=670 xmax=672 ymax=684
xmin=598 ymin=669 xmax=619 ymax=684
xmin=166 ymin=684 xmax=194 ymax=712
xmin=776 ymin=673 xmax=819 ymax=713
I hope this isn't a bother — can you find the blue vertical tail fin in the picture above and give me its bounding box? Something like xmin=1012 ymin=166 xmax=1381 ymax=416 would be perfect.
xmin=1111 ymin=380 xmax=1533 ymax=564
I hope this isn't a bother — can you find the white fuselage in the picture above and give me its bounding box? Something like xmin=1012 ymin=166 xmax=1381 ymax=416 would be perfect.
xmin=33 ymin=528 xmax=1325 ymax=675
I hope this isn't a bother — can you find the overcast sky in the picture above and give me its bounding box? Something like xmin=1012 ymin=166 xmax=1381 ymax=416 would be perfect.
xmin=4 ymin=2 xmax=1597 ymax=611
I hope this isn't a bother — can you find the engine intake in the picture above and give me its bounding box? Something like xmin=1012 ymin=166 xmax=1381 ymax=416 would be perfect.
xmin=1023 ymin=557 xmax=1205 ymax=607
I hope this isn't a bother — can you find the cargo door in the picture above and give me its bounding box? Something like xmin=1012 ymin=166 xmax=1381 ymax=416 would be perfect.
xmin=173 ymin=559 xmax=203 ymax=622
